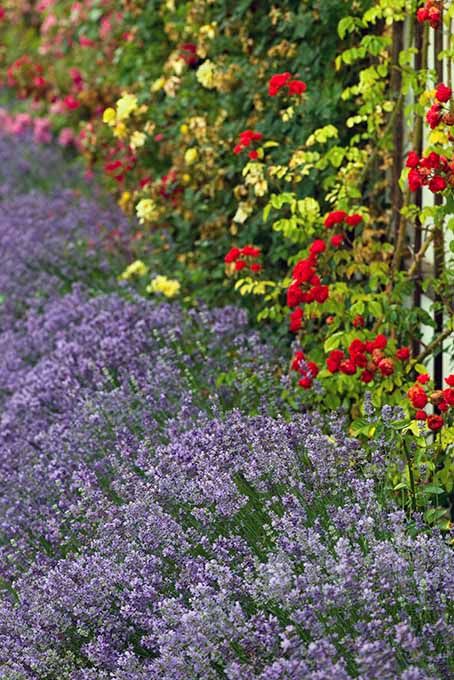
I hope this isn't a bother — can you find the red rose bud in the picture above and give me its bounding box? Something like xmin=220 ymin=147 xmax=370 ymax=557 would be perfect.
xmin=435 ymin=83 xmax=452 ymax=103
xmin=289 ymin=307 xmax=304 ymax=333
xmin=235 ymin=260 xmax=247 ymax=271
xmin=248 ymin=150 xmax=258 ymax=160
xmin=427 ymin=414 xmax=443 ymax=431
xmin=446 ymin=374 xmax=454 ymax=387
xmin=360 ymin=370 xmax=374 ymax=383
xmin=417 ymin=374 xmax=430 ymax=384
xmin=250 ymin=262 xmax=262 ymax=273
xmin=298 ymin=376 xmax=313 ymax=389
xmin=330 ymin=233 xmax=344 ymax=248
xmin=396 ymin=347 xmax=410 ymax=361
xmin=353 ymin=315 xmax=365 ymax=328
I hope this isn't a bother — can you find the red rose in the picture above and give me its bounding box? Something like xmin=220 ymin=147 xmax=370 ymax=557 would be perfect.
xmin=289 ymin=308 xmax=303 ymax=333
xmin=309 ymin=239 xmax=326 ymax=256
xmin=235 ymin=260 xmax=247 ymax=271
xmin=268 ymin=72 xmax=291 ymax=96
xmin=427 ymin=414 xmax=443 ymax=431
xmin=426 ymin=103 xmax=442 ymax=129
xmin=443 ymin=388 xmax=454 ymax=406
xmin=360 ymin=370 xmax=374 ymax=384
xmin=64 ymin=95 xmax=80 ymax=110
xmin=429 ymin=175 xmax=447 ymax=193
xmin=330 ymin=234 xmax=344 ymax=248
xmin=373 ymin=334 xmax=388 ymax=350
xmin=287 ymin=283 xmax=304 ymax=308
xmin=415 ymin=410 xmax=427 ymax=420
xmin=241 ymin=245 xmax=261 ymax=257
xmin=409 ymin=389 xmax=428 ymax=409
xmin=324 ymin=210 xmax=347 ymax=228
xmin=339 ymin=359 xmax=356 ymax=375
xmin=248 ymin=150 xmax=258 ymax=160
xmin=298 ymin=376 xmax=313 ymax=389
xmin=446 ymin=374 xmax=454 ymax=387
xmin=292 ymin=259 xmax=315 ymax=283
xmin=428 ymin=7 xmax=441 ymax=29
xmin=408 ymin=168 xmax=423 ymax=192
xmin=287 ymin=79 xmax=307 ymax=95
xmin=416 ymin=7 xmax=429 ymax=23
xmin=421 ymin=152 xmax=441 ymax=169
xmin=353 ymin=315 xmax=365 ymax=328
xmin=406 ymin=151 xmax=420 ymax=168
xmin=233 ymin=144 xmax=244 ymax=155
xmin=250 ymin=263 xmax=262 ymax=273
xmin=306 ymin=361 xmax=319 ymax=378
xmin=345 ymin=213 xmax=363 ymax=227
xmin=378 ymin=358 xmax=394 ymax=376
xmin=312 ymin=285 xmax=329 ymax=304
xmin=438 ymin=401 xmax=448 ymax=412
xmin=416 ymin=374 xmax=430 ymax=384
xmin=349 ymin=339 xmax=366 ymax=355
xmin=326 ymin=349 xmax=344 ymax=373
xmin=396 ymin=347 xmax=410 ymax=361
xmin=291 ymin=350 xmax=305 ymax=371
xmin=224 ymin=247 xmax=241 ymax=263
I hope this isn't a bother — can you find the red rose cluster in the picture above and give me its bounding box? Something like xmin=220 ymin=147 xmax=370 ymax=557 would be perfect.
xmin=290 ymin=350 xmax=320 ymax=389
xmin=326 ymin=336 xmax=410 ymax=383
xmin=323 ymin=210 xmax=363 ymax=247
xmin=224 ymin=245 xmax=262 ymax=272
xmin=406 ymin=151 xmax=451 ymax=193
xmin=268 ymin=72 xmax=307 ymax=97
xmin=408 ymin=373 xmax=454 ymax=430
xmin=425 ymin=82 xmax=452 ymax=130
xmin=416 ymin=1 xmax=443 ymax=29
xmin=233 ymin=130 xmax=263 ymax=158
xmin=287 ymin=238 xmax=332 ymax=333
xmin=104 ymin=142 xmax=136 ymax=184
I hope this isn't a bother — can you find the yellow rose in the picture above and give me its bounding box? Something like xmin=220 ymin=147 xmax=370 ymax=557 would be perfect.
xmin=102 ymin=107 xmax=116 ymax=126
xmin=180 ymin=123 xmax=189 ymax=135
xmin=136 ymin=198 xmax=158 ymax=224
xmin=146 ymin=275 xmax=181 ymax=298
xmin=116 ymin=93 xmax=138 ymax=121
xmin=119 ymin=260 xmax=148 ymax=281
xmin=184 ymin=147 xmax=198 ymax=165
xmin=130 ymin=131 xmax=147 ymax=149
xmin=196 ymin=60 xmax=217 ymax=89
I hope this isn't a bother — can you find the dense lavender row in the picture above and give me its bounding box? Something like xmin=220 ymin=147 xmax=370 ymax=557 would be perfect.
xmin=0 ymin=136 xmax=453 ymax=678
